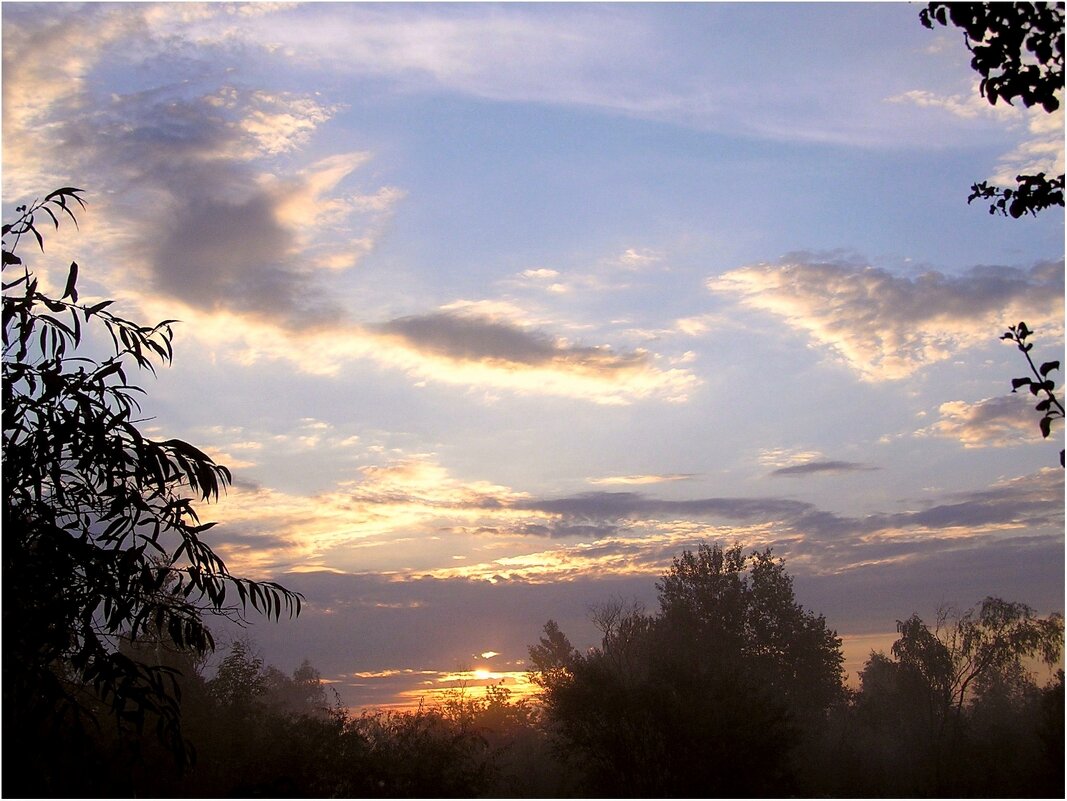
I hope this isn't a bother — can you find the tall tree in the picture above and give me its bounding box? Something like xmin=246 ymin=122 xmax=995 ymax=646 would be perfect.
xmin=528 ymin=543 xmax=845 ymax=796
xmin=2 ymin=189 xmax=301 ymax=792
xmin=855 ymin=597 xmax=1064 ymax=793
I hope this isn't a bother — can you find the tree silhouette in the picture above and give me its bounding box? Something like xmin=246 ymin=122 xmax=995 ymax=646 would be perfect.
xmin=2 ymin=189 xmax=301 ymax=792
xmin=528 ymin=543 xmax=845 ymax=796
xmin=855 ymin=597 xmax=1064 ymax=794
xmin=920 ymin=2 xmax=1065 ymax=218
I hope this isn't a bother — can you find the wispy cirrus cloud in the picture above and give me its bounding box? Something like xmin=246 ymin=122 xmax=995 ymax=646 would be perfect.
xmin=208 ymin=456 xmax=543 ymax=574
xmin=218 ymin=448 xmax=1062 ymax=583
xmin=989 ymin=106 xmax=1065 ymax=186
xmin=708 ymin=254 xmax=1064 ymax=381
xmin=886 ymin=84 xmax=1014 ymax=121
xmin=156 ymin=3 xmax=1034 ymax=150
xmin=199 ymin=432 xmax=1062 ymax=605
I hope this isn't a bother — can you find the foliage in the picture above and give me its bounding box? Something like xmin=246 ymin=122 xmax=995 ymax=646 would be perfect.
xmin=920 ymin=2 xmax=1065 ymax=218
xmin=920 ymin=2 xmax=1064 ymax=111
xmin=209 ymin=639 xmax=268 ymax=711
xmin=10 ymin=583 xmax=1059 ymax=797
xmin=1000 ymin=321 xmax=1065 ymax=465
xmin=657 ymin=543 xmax=846 ymax=716
xmin=1 ymin=189 xmax=301 ymax=787
xmin=968 ymin=172 xmax=1064 ymax=218
xmin=937 ymin=597 xmax=1063 ymax=710
xmin=166 ymin=643 xmax=553 ymax=798
xmin=528 ymin=543 xmax=845 ymax=796
xmin=853 ymin=597 xmax=1064 ymax=795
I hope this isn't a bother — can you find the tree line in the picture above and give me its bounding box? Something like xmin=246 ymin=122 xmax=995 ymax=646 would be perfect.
xmin=4 ymin=537 xmax=1062 ymax=797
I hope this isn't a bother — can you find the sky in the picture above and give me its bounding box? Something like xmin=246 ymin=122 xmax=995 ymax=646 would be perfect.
xmin=2 ymin=1 xmax=1064 ymax=710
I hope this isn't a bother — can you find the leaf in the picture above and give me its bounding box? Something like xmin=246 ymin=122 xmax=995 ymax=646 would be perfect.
xmin=1039 ymin=416 xmax=1053 ymax=438
xmin=1011 ymin=377 xmax=1032 ymax=392
xmin=95 ymin=362 xmax=123 ymax=381
xmin=86 ymin=299 xmax=114 ymax=316
xmin=44 ymin=186 xmax=85 ymax=201
xmin=62 ymin=261 xmax=79 ymax=302
xmin=1039 ymin=360 xmax=1060 ymax=376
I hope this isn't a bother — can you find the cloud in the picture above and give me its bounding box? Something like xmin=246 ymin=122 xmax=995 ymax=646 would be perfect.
xmin=988 ymin=105 xmax=1065 ymax=187
xmin=238 ymin=90 xmax=340 ymax=156
xmin=132 ymin=294 xmax=700 ymax=404
xmin=758 ymin=447 xmax=825 ymax=469
xmin=373 ymin=310 xmax=682 ymax=397
xmin=888 ymin=85 xmax=1064 ymax=186
xmin=419 ymin=469 xmax=1063 ymax=583
xmin=2 ymin=9 xmax=689 ymax=407
xmin=221 ymin=528 xmax=1064 ymax=709
xmin=156 ymin=3 xmax=1039 ymax=151
xmin=587 ymin=474 xmax=696 ymax=485
xmin=366 ymin=308 xmax=701 ymax=404
xmin=1 ymin=5 xmax=151 ymax=196
xmin=142 ymin=150 xmax=393 ymax=326
xmin=886 ymin=85 xmax=1013 ymax=121
xmin=708 ymin=255 xmax=1064 ymax=381
xmin=613 ymin=248 xmax=665 ymax=270
xmin=917 ymin=394 xmax=1051 ymax=448
xmin=1 ymin=4 xmax=399 ymax=329
xmin=206 ymin=456 xmax=543 ymax=574
xmin=377 ymin=312 xmax=592 ymax=367
xmin=770 ymin=460 xmax=879 ymax=477
xmin=520 ymin=491 xmax=814 ymax=523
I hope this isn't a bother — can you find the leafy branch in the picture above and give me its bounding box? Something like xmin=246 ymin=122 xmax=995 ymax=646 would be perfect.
xmin=3 ymin=188 xmax=302 ymax=768
xmin=969 ymin=172 xmax=1065 ymax=218
xmin=1001 ymin=321 xmax=1065 ymax=466
xmin=920 ymin=2 xmax=1065 ymax=219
